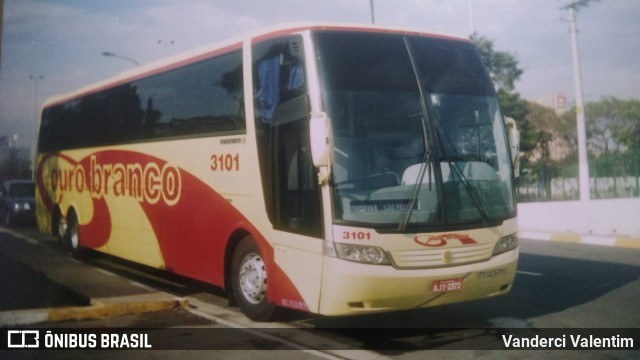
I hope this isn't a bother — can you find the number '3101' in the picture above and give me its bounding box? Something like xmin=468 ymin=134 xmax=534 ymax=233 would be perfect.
xmin=210 ymin=153 xmax=239 ymax=172
xmin=342 ymin=231 xmax=371 ymax=240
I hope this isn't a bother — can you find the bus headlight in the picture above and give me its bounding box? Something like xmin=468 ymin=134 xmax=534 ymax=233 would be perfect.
xmin=493 ymin=233 xmax=518 ymax=256
xmin=326 ymin=242 xmax=390 ymax=265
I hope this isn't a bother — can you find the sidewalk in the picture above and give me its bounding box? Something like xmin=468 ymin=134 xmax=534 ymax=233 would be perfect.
xmin=0 ymin=227 xmax=186 ymax=327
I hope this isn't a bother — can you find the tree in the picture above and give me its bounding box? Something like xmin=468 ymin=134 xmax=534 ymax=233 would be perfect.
xmin=585 ymin=97 xmax=640 ymax=197
xmin=470 ymin=33 xmax=523 ymax=92
xmin=524 ymin=102 xmax=578 ymax=198
xmin=586 ymin=97 xmax=640 ymax=150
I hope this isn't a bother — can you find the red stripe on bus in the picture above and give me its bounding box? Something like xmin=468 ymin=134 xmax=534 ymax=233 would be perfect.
xmin=37 ymin=150 xmax=307 ymax=308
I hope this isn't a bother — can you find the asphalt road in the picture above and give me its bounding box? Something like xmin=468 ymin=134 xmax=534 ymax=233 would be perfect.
xmin=0 ymin=251 xmax=87 ymax=311
xmin=1 ymin=225 xmax=638 ymax=359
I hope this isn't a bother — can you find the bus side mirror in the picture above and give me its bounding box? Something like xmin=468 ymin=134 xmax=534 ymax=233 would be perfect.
xmin=310 ymin=112 xmax=330 ymax=167
xmin=505 ymin=117 xmax=520 ymax=178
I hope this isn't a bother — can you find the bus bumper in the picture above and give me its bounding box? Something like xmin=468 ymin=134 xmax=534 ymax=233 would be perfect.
xmin=318 ymin=248 xmax=518 ymax=316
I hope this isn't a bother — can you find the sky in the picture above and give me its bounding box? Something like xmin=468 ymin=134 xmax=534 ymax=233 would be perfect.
xmin=1 ymin=0 xmax=639 ymax=148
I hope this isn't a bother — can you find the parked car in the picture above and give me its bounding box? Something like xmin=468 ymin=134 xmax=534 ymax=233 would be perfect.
xmin=0 ymin=179 xmax=36 ymax=227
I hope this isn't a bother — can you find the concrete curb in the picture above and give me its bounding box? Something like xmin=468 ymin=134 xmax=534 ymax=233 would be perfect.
xmin=0 ymin=293 xmax=188 ymax=326
xmin=520 ymin=230 xmax=640 ymax=249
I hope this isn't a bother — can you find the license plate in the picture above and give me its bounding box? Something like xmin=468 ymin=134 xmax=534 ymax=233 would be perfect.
xmin=431 ymin=278 xmax=463 ymax=293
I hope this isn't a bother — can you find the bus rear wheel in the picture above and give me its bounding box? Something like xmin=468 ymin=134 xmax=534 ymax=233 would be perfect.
xmin=63 ymin=210 xmax=82 ymax=257
xmin=231 ymin=236 xmax=276 ymax=321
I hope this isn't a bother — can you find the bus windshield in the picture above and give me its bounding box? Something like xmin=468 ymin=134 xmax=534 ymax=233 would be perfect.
xmin=314 ymin=31 xmax=516 ymax=231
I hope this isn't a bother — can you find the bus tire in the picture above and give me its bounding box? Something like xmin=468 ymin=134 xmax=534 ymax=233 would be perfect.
xmin=63 ymin=209 xmax=82 ymax=257
xmin=231 ymin=236 xmax=276 ymax=321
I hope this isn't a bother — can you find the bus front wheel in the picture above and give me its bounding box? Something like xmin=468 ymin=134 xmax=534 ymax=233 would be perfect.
xmin=231 ymin=236 xmax=276 ymax=321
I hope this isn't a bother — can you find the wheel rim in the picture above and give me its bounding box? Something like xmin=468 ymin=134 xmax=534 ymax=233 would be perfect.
xmin=238 ymin=253 xmax=267 ymax=305
xmin=56 ymin=218 xmax=67 ymax=239
xmin=69 ymin=218 xmax=79 ymax=249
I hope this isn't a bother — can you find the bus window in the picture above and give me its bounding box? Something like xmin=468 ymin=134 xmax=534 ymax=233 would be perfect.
xmin=253 ymin=36 xmax=322 ymax=237
xmin=39 ymin=51 xmax=244 ymax=152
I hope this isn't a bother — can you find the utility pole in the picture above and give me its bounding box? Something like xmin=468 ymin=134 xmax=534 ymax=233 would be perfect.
xmin=565 ymin=0 xmax=595 ymax=201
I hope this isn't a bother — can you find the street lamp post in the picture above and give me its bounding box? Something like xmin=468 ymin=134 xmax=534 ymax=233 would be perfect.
xmin=29 ymin=75 xmax=43 ymax=119
xmin=101 ymin=51 xmax=140 ymax=66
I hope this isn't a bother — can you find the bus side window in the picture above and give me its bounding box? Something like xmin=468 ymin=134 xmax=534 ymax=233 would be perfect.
xmin=255 ymin=42 xmax=306 ymax=124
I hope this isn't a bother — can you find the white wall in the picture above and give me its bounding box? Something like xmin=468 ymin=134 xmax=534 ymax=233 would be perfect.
xmin=517 ymin=199 xmax=640 ymax=237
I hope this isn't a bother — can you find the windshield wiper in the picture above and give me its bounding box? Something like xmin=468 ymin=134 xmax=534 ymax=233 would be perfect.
xmin=397 ymin=36 xmax=493 ymax=230
xmin=397 ymin=141 xmax=430 ymax=232
xmin=447 ymin=160 xmax=491 ymax=224
xmin=427 ymin=104 xmax=493 ymax=224
xmin=397 ymin=37 xmax=436 ymax=232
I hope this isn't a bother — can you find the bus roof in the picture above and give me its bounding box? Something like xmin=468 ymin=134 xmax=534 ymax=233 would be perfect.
xmin=42 ymin=22 xmax=469 ymax=109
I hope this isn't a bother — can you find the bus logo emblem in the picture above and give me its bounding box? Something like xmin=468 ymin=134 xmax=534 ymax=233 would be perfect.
xmin=414 ymin=233 xmax=477 ymax=247
xmin=443 ymin=250 xmax=454 ymax=264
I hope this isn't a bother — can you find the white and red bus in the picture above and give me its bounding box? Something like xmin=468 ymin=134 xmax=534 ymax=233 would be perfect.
xmin=36 ymin=23 xmax=519 ymax=321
